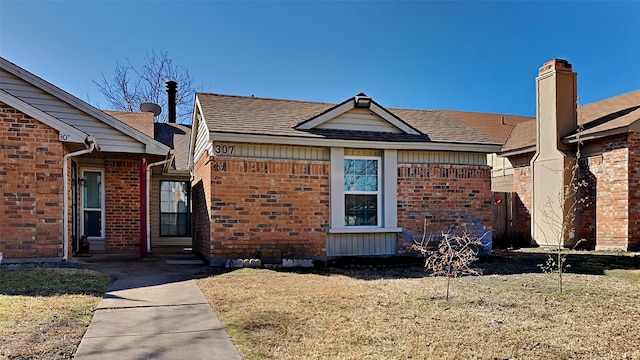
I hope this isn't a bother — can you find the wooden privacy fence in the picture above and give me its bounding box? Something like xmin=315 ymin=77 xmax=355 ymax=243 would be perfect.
xmin=492 ymin=192 xmax=516 ymax=248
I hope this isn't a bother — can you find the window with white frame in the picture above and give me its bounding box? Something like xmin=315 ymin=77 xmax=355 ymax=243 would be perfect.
xmin=344 ymin=157 xmax=381 ymax=226
xmin=160 ymin=181 xmax=190 ymax=236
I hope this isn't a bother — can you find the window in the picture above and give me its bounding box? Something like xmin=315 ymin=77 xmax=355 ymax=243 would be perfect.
xmin=160 ymin=181 xmax=190 ymax=236
xmin=344 ymin=157 xmax=380 ymax=226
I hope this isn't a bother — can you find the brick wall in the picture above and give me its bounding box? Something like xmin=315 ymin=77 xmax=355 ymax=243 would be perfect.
xmin=0 ymin=102 xmax=65 ymax=258
xmin=397 ymin=164 xmax=493 ymax=248
xmin=104 ymin=159 xmax=140 ymax=250
xmin=512 ymin=166 xmax=533 ymax=244
xmin=192 ymin=151 xmax=212 ymax=260
xmin=594 ymin=135 xmax=630 ymax=250
xmin=208 ymin=157 xmax=329 ymax=260
xmin=627 ymin=132 xmax=640 ymax=250
xmin=578 ymin=157 xmax=597 ymax=248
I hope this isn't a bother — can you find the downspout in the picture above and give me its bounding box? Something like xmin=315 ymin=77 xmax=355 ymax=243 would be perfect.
xmin=62 ymin=136 xmax=97 ymax=261
xmin=146 ymin=151 xmax=175 ymax=253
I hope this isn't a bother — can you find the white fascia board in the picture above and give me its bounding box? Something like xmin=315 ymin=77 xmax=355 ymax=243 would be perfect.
xmin=369 ymin=102 xmax=420 ymax=135
xmin=0 ymin=89 xmax=87 ymax=143
xmin=1 ymin=58 xmax=169 ymax=156
xmin=188 ymin=98 xmax=202 ymax=170
xmin=563 ymin=127 xmax=629 ymax=144
xmin=295 ymin=100 xmax=355 ymax=130
xmin=209 ymin=132 xmax=502 ymax=153
xmin=499 ymin=146 xmax=536 ymax=157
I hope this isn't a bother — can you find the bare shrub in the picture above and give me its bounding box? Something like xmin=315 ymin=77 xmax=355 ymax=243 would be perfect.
xmin=412 ymin=218 xmax=487 ymax=301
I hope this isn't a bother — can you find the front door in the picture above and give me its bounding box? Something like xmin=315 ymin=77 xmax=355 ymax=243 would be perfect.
xmin=81 ymin=169 xmax=106 ymax=251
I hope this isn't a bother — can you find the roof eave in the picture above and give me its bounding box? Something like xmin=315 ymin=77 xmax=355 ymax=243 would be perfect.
xmin=499 ymin=146 xmax=536 ymax=157
xmin=1 ymin=57 xmax=170 ymax=156
xmin=564 ymin=127 xmax=629 ymax=144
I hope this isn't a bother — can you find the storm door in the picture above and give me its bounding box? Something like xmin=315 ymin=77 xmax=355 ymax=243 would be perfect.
xmin=80 ymin=170 xmax=105 ymax=249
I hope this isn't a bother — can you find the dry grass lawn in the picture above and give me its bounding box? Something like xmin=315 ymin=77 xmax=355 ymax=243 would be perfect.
xmin=0 ymin=268 xmax=110 ymax=360
xmin=198 ymin=253 xmax=640 ymax=360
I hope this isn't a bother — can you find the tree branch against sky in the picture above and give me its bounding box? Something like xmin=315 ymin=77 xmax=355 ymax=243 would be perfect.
xmin=94 ymin=50 xmax=200 ymax=124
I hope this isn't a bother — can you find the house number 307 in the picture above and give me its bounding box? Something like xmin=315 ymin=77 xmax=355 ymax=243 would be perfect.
xmin=214 ymin=144 xmax=235 ymax=155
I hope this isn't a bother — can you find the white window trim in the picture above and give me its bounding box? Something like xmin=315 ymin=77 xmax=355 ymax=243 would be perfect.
xmin=344 ymin=155 xmax=382 ymax=228
xmin=159 ymin=180 xmax=190 ymax=237
xmin=329 ymin=147 xmax=401 ymax=233
xmin=79 ymin=168 xmax=106 ymax=241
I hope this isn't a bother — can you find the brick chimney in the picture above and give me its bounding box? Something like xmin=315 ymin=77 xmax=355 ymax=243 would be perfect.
xmin=166 ymin=80 xmax=177 ymax=124
xmin=531 ymin=59 xmax=578 ymax=247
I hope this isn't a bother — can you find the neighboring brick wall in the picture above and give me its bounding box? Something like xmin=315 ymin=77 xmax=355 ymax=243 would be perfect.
xmin=578 ymin=157 xmax=598 ymax=248
xmin=397 ymin=164 xmax=492 ymax=248
xmin=104 ymin=159 xmax=140 ymax=250
xmin=627 ymin=132 xmax=640 ymax=250
xmin=594 ymin=135 xmax=629 ymax=250
xmin=208 ymin=157 xmax=329 ymax=260
xmin=192 ymin=151 xmax=212 ymax=260
xmin=512 ymin=166 xmax=532 ymax=244
xmin=0 ymin=102 xmax=65 ymax=258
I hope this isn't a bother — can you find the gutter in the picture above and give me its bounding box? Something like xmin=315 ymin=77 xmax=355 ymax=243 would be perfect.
xmin=62 ymin=136 xmax=97 ymax=261
xmin=146 ymin=151 xmax=175 ymax=253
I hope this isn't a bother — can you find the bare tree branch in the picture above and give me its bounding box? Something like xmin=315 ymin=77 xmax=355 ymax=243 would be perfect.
xmin=93 ymin=49 xmax=200 ymax=124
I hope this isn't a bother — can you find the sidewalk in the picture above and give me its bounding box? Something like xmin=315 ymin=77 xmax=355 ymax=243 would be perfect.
xmin=74 ymin=251 xmax=242 ymax=360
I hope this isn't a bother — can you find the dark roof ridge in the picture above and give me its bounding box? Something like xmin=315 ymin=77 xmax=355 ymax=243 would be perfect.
xmin=430 ymin=108 xmax=534 ymax=119
xmin=196 ymin=92 xmax=334 ymax=106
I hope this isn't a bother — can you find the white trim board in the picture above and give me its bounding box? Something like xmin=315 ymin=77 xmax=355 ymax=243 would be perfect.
xmin=209 ymin=132 xmax=503 ymax=153
xmin=0 ymin=89 xmax=87 ymax=143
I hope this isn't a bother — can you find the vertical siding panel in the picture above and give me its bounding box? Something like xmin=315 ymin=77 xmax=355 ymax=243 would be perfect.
xmin=327 ymin=232 xmax=397 ymax=256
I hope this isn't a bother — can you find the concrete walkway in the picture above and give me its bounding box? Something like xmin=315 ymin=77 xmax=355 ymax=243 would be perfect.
xmin=74 ymin=250 xmax=242 ymax=360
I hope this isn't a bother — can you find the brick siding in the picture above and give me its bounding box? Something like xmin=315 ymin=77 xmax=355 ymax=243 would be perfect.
xmin=397 ymin=164 xmax=493 ymax=249
xmin=594 ymin=135 xmax=630 ymax=250
xmin=628 ymin=132 xmax=640 ymax=250
xmin=192 ymin=151 xmax=212 ymax=260
xmin=512 ymin=166 xmax=533 ymax=244
xmin=511 ymin=133 xmax=640 ymax=251
xmin=578 ymin=157 xmax=597 ymax=248
xmin=0 ymin=102 xmax=65 ymax=258
xmin=207 ymin=157 xmax=329 ymax=260
xmin=104 ymin=159 xmax=141 ymax=251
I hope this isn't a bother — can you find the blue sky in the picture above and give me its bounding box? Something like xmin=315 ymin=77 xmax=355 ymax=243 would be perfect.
xmin=1 ymin=1 xmax=638 ymax=118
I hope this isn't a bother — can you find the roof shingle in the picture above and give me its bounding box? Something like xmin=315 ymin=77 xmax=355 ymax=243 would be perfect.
xmin=196 ymin=93 xmax=531 ymax=146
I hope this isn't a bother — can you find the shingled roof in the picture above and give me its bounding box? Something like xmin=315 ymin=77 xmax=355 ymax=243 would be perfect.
xmin=154 ymin=123 xmax=191 ymax=171
xmin=502 ymin=89 xmax=640 ymax=153
xmin=196 ymin=93 xmax=530 ymax=146
xmin=570 ymin=89 xmax=640 ymax=140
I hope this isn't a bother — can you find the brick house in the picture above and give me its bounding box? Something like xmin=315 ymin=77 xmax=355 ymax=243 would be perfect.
xmin=0 ymin=57 xmax=190 ymax=260
xmin=496 ymin=59 xmax=640 ymax=251
xmin=189 ymin=92 xmax=530 ymax=265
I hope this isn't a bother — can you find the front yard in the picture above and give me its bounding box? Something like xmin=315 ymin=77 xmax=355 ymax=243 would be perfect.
xmin=197 ymin=251 xmax=640 ymax=360
xmin=0 ymin=268 xmax=110 ymax=360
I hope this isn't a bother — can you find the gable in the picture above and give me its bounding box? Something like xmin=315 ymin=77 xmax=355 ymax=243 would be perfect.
xmin=296 ymin=94 xmax=421 ymax=135
xmin=316 ymin=108 xmax=403 ymax=133
xmin=0 ymin=58 xmax=169 ymax=156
